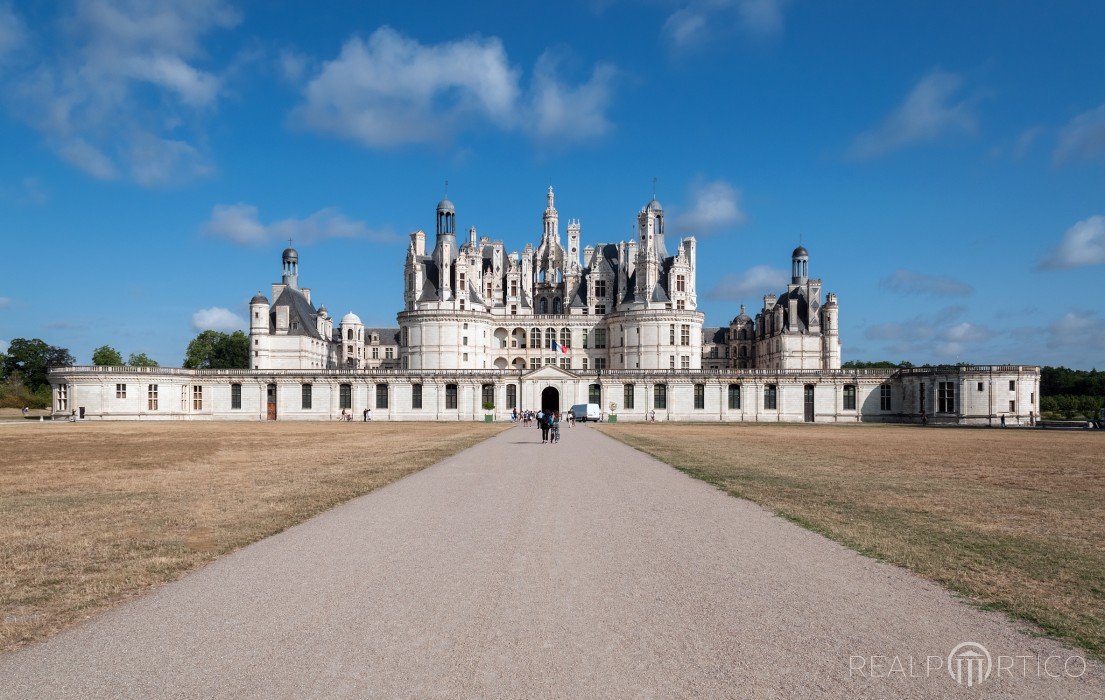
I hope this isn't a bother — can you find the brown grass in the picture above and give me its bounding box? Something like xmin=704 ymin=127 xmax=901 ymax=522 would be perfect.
xmin=595 ymin=422 xmax=1105 ymax=658
xmin=0 ymin=420 xmax=507 ymax=652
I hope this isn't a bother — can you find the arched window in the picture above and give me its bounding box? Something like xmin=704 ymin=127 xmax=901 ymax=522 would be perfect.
xmin=532 ymin=327 xmax=541 ymax=348
xmin=539 ymin=298 xmax=548 ymax=314
xmin=347 ymin=329 xmax=353 ymax=340
xmin=553 ymin=297 xmax=562 ymax=314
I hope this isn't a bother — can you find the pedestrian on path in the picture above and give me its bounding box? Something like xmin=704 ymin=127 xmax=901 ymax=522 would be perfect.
xmin=363 ymin=408 xmax=369 ymax=422
xmin=550 ymin=412 xmax=560 ymax=443
xmin=538 ymin=410 xmax=550 ymax=443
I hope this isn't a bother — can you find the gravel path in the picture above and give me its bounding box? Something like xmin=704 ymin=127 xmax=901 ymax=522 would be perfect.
xmin=2 ymin=423 xmax=1102 ymax=698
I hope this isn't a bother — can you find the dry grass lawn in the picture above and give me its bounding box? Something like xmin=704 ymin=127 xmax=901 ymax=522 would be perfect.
xmin=595 ymin=422 xmax=1105 ymax=659
xmin=0 ymin=420 xmax=506 ymax=653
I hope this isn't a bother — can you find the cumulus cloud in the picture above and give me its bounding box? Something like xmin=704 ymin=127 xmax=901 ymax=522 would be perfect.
xmin=1039 ymin=215 xmax=1105 ymax=270
xmin=864 ymin=306 xmax=993 ymax=359
xmin=1053 ymin=103 xmax=1105 ymax=165
xmin=191 ymin=307 xmax=245 ymax=332
xmin=672 ymin=179 xmax=745 ymax=234
xmin=705 ymin=265 xmax=787 ymax=301
xmin=662 ymin=0 xmax=789 ymax=48
xmin=202 ymin=203 xmax=396 ymax=246
xmin=849 ymin=70 xmax=978 ymax=159
xmin=290 ymin=27 xmax=618 ymax=148
xmin=1 ymin=0 xmax=238 ymax=185
xmin=878 ymin=269 xmax=973 ymax=297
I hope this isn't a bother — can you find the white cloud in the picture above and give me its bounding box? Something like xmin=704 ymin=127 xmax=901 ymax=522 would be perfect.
xmin=291 ymin=27 xmax=618 ymax=148
xmin=865 ymin=306 xmax=993 ymax=359
xmin=1046 ymin=312 xmax=1105 ymax=351
xmin=191 ymin=306 xmax=245 ymax=333
xmin=1039 ymin=215 xmax=1105 ymax=270
xmin=1053 ymin=103 xmax=1105 ymax=164
xmin=202 ymin=203 xmax=396 ymax=246
xmin=0 ymin=1 xmax=26 ymax=60
xmin=672 ymin=179 xmax=745 ymax=234
xmin=849 ymin=70 xmax=978 ymax=159
xmin=529 ymin=50 xmax=617 ymax=142
xmin=705 ymin=265 xmax=787 ymax=301
xmin=2 ymin=0 xmax=238 ymax=185
xmin=662 ymin=0 xmax=788 ymax=49
xmin=878 ymin=269 xmax=973 ymax=297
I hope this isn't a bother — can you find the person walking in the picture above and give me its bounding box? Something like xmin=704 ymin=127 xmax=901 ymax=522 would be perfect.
xmin=538 ymin=410 xmax=549 ymax=443
xmin=363 ymin=408 xmax=369 ymax=422
xmin=550 ymin=411 xmax=560 ymax=443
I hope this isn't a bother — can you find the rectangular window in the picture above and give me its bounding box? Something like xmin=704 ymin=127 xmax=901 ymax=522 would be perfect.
xmin=669 ymin=324 xmax=676 ymax=345
xmin=938 ymin=381 xmax=956 ymax=413
xmin=595 ymin=304 xmax=606 ymax=315
xmin=977 ymin=381 xmax=984 ymax=391
xmin=458 ymin=272 xmax=465 ymax=291
xmin=680 ymin=324 xmax=690 ymax=345
xmin=459 ymin=299 xmax=465 ymax=310
xmin=192 ymin=385 xmax=203 ymax=411
xmin=412 ymin=383 xmax=423 ymax=409
xmin=843 ymin=384 xmax=857 ymax=411
xmin=879 ymin=385 xmax=891 ymax=411
xmin=559 ymin=358 xmax=569 ymax=369
xmin=147 ymin=384 xmax=158 ymax=411
xmin=531 ymin=358 xmax=540 ymax=370
xmin=680 ymin=356 xmax=690 ymax=370
xmin=57 ymin=383 xmax=68 ymax=411
xmin=464 ymin=353 xmax=469 ymax=362
xmin=728 ymin=384 xmax=740 ymax=409
xmin=301 ymin=383 xmax=312 ymax=410
xmin=694 ymin=384 xmax=705 ymax=409
xmin=654 ymin=384 xmax=667 ymax=409
xmin=676 ymin=274 xmax=685 ymax=292
xmin=670 ymin=355 xmax=676 ymax=369
xmin=595 ymin=280 xmax=607 ymax=298
xmin=1009 ymin=380 xmax=1016 ymax=391
xmin=340 ymin=383 xmax=352 ymax=410
xmin=482 ymin=384 xmax=494 ymax=409
xmin=445 ymin=383 xmax=458 ymax=409
xmin=582 ymin=329 xmax=589 ymax=348
xmin=506 ymin=384 xmax=517 ymax=409
xmin=594 ymin=358 xmax=606 ymax=370
xmin=593 ymin=328 xmax=606 ymax=348
xmin=376 ymin=383 xmax=388 ymax=409
xmin=372 ymin=347 xmax=379 ymax=359
xmin=764 ymin=384 xmax=777 ymax=410
xmin=511 ymin=304 xmax=517 ymax=315
xmin=623 ymin=383 xmax=634 ymax=410
xmin=581 ymin=358 xmax=588 ymax=371
xmin=589 ymin=383 xmax=601 ymax=405
xmin=115 ymin=383 xmax=126 ymax=399
xmin=402 ymin=327 xmax=409 ymax=346
xmin=231 ymin=383 xmax=242 ymax=409
xmin=676 ymin=299 xmax=685 ymax=310
xmin=510 ymin=280 xmax=518 ymax=296
xmin=385 ymin=347 xmax=393 ymax=359
xmin=1009 ymin=399 xmax=1016 ymax=412
xmin=463 ymin=336 xmax=468 ymax=345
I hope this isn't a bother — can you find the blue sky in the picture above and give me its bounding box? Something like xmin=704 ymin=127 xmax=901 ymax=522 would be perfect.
xmin=0 ymin=0 xmax=1103 ymax=369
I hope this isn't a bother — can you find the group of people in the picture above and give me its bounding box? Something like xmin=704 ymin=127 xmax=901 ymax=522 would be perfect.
xmin=511 ymin=408 xmax=571 ymax=443
xmin=336 ymin=409 xmax=372 ymax=421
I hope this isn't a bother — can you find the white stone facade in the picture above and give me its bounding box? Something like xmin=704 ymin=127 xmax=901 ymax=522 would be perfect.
xmin=47 ymin=185 xmax=1042 ymax=425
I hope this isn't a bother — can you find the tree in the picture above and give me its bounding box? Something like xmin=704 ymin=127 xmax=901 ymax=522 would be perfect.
xmin=91 ymin=345 xmax=124 ymax=366
xmin=183 ymin=330 xmax=249 ymax=369
xmin=127 ymin=352 xmax=159 ymax=367
xmin=1 ymin=338 xmax=74 ymax=390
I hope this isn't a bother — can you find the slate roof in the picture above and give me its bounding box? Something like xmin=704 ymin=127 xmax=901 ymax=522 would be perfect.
xmin=271 ymin=286 xmax=322 ymax=339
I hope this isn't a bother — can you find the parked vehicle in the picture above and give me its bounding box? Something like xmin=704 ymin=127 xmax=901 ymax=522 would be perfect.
xmin=570 ymin=403 xmax=602 ymax=422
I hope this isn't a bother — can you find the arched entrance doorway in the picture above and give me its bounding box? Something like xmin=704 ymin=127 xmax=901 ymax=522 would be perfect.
xmin=541 ymin=386 xmax=560 ymax=413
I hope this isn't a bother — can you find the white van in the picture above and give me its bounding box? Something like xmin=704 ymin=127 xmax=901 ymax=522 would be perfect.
xmin=570 ymin=403 xmax=602 ymax=422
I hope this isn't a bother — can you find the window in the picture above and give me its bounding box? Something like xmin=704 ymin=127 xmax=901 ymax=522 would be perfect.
xmin=402 ymin=327 xmax=409 ymax=346
xmin=511 ymin=304 xmax=517 ymax=315
xmin=510 ymin=280 xmax=518 ymax=296
xmin=676 ymin=274 xmax=685 ymax=292
xmin=229 ymin=383 xmax=241 ymax=409
xmin=1009 ymin=380 xmax=1016 ymax=391
xmin=445 ymin=383 xmax=458 ymax=409
xmin=147 ymin=384 xmax=159 ymax=411
xmin=301 ymin=384 xmax=312 ymax=410
xmin=680 ymin=356 xmax=690 ymax=370
xmin=560 ymin=328 xmax=570 ymax=348
xmin=458 ymin=272 xmax=466 ymax=291
xmin=728 ymin=384 xmax=740 ymax=409
xmin=676 ymin=299 xmax=685 ymax=311
xmin=654 ymin=384 xmax=667 ymax=409
xmin=482 ymin=384 xmax=494 ymax=409
xmin=463 ymin=336 xmax=468 ymax=345
xmin=843 ymin=384 xmax=857 ymax=411
xmin=340 ymin=383 xmax=352 ymax=410
xmin=532 ymin=328 xmax=541 ymax=348
xmin=938 ymin=381 xmax=955 ymax=413
xmin=192 ymin=385 xmax=203 ymax=411
xmin=694 ymin=384 xmax=705 ymax=409
xmin=463 ymin=353 xmax=469 ymax=361
xmin=581 ymin=358 xmax=588 ymax=371
xmin=347 ymin=329 xmax=354 ymax=340
xmin=669 ymin=324 xmax=676 ymax=345
xmin=372 ymin=347 xmax=379 ymax=359
xmin=595 ymin=304 xmax=606 ymax=315
xmin=57 ymin=383 xmax=68 ymax=411
xmin=412 ymin=383 xmax=423 ymax=409
xmin=680 ymin=325 xmax=690 ymax=345
xmin=115 ymin=383 xmax=126 ymax=399
xmin=880 ymin=385 xmax=891 ymax=411
xmin=459 ymin=299 xmax=465 ymax=310
xmin=594 ymin=358 xmax=606 ymax=370
xmin=593 ymin=328 xmax=606 ymax=348
xmin=589 ymin=383 xmax=601 ymax=404
xmin=181 ymin=385 xmax=188 ymax=410
xmin=670 ymin=355 xmax=676 ymax=369
xmin=559 ymin=358 xmax=570 ymax=369
xmin=376 ymin=383 xmax=388 ymax=409
xmin=595 ymin=280 xmax=607 ymax=298
xmin=506 ymin=384 xmax=517 ymax=409
xmin=977 ymin=381 xmax=984 ymax=392
xmin=582 ymin=329 xmax=589 ymax=348
xmin=1009 ymin=399 xmax=1016 ymax=412
xmin=624 ymin=383 xmax=635 ymax=409
xmin=764 ymin=384 xmax=777 ymax=410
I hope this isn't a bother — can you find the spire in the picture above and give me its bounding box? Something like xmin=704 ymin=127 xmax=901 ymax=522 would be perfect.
xmin=547 ymin=184 xmax=554 ymax=209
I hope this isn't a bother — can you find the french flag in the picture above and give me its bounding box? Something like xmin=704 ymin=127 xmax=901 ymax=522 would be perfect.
xmin=551 ymin=341 xmax=569 ymax=354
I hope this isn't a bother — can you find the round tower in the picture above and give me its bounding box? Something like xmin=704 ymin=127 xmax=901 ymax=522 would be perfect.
xmin=282 ymin=247 xmax=299 ymax=288
xmin=249 ymin=291 xmax=269 ymax=369
xmin=791 ymin=245 xmax=809 ymax=284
